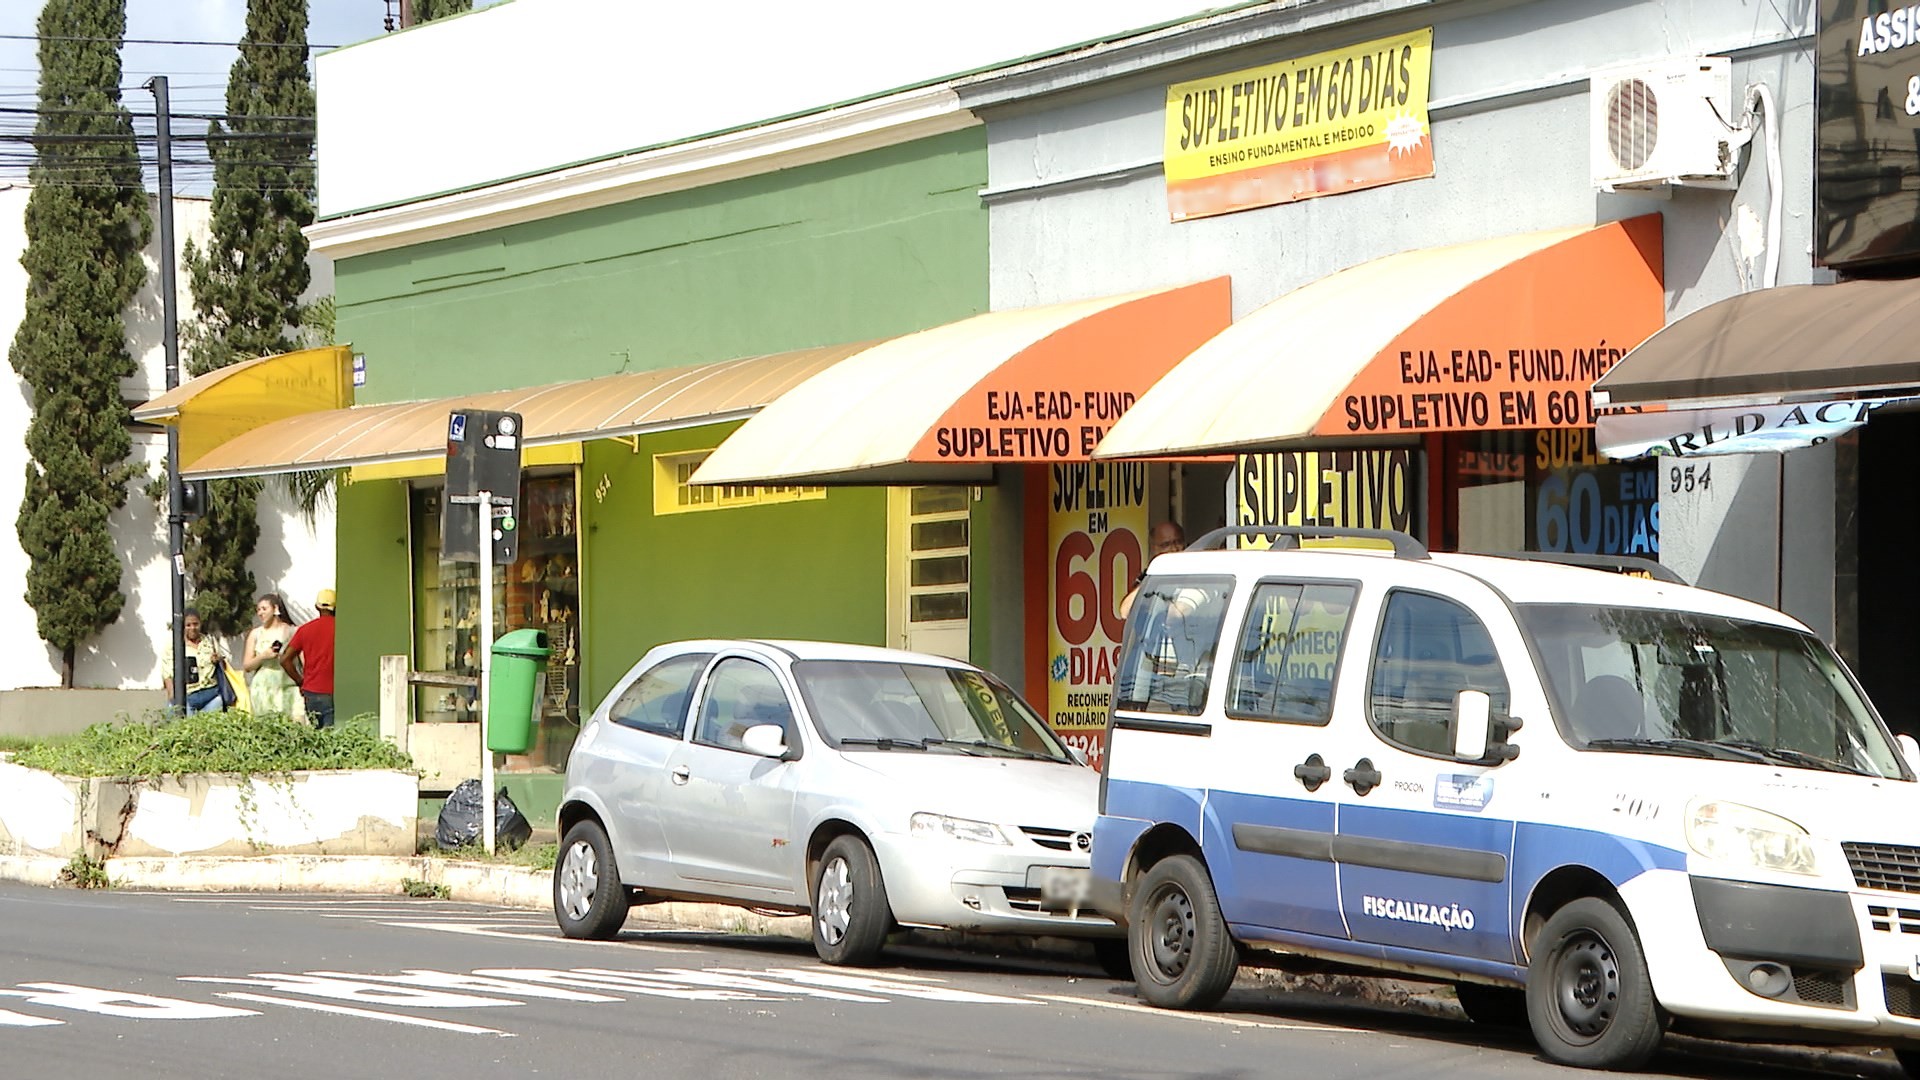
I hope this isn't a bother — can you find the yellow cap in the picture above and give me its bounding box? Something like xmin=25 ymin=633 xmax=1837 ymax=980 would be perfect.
xmin=315 ymin=588 xmax=336 ymax=610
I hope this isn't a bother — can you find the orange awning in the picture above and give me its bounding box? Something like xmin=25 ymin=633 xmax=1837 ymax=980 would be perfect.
xmin=132 ymin=346 xmax=355 ymax=468
xmin=1094 ymin=216 xmax=1664 ymax=458
xmin=689 ymin=278 xmax=1232 ymax=487
xmin=170 ymin=343 xmax=872 ymax=479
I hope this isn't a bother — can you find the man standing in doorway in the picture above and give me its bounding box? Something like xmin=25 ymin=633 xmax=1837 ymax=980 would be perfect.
xmin=1118 ymin=520 xmax=1187 ymax=620
xmin=282 ymin=588 xmax=337 ymax=729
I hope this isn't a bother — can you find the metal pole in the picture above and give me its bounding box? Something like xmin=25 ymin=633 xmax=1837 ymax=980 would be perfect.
xmin=479 ymin=489 xmax=495 ymax=855
xmin=147 ymin=75 xmax=186 ymax=714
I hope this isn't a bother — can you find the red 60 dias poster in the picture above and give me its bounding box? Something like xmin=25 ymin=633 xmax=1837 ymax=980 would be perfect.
xmin=1045 ymin=463 xmax=1147 ymax=770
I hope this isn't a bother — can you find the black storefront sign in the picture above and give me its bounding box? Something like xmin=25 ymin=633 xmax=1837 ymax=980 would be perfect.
xmin=1818 ymin=1 xmax=1920 ymax=268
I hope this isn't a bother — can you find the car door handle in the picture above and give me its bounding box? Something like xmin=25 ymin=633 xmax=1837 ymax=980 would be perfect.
xmin=1292 ymin=754 xmax=1331 ymax=792
xmin=670 ymin=765 xmax=690 ymax=785
xmin=1342 ymin=757 xmax=1381 ymax=797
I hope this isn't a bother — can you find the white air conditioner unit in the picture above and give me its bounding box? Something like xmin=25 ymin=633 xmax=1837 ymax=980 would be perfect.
xmin=1590 ymin=57 xmax=1735 ymax=191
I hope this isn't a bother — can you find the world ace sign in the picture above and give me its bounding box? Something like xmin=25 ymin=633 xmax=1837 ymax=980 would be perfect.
xmin=1046 ymin=463 xmax=1148 ymax=770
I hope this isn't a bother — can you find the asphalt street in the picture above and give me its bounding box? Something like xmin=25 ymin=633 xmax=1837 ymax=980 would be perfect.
xmin=0 ymin=882 xmax=1905 ymax=1080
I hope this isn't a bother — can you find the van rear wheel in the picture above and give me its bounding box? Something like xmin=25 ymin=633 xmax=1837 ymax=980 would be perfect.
xmin=1129 ymin=854 xmax=1237 ymax=1010
xmin=1525 ymin=897 xmax=1663 ymax=1069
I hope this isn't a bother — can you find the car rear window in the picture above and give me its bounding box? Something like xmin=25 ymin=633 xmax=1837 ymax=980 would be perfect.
xmin=607 ymin=653 xmax=711 ymax=737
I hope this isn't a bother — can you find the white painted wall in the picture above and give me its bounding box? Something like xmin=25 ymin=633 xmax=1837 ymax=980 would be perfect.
xmin=0 ymin=185 xmax=336 ymax=690
xmin=312 ymin=0 xmax=1223 ymax=217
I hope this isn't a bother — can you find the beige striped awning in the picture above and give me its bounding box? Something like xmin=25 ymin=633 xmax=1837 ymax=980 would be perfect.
xmin=149 ymin=341 xmax=878 ymax=480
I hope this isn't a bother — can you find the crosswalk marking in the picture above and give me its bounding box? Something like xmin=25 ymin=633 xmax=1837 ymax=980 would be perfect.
xmin=214 ymin=992 xmax=510 ymax=1035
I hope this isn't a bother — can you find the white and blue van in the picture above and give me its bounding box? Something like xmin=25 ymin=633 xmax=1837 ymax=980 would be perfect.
xmin=1091 ymin=527 xmax=1920 ymax=1072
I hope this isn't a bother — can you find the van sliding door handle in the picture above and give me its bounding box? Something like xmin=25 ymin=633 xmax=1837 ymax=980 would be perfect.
xmin=670 ymin=765 xmax=691 ymax=785
xmin=1342 ymin=758 xmax=1381 ymax=796
xmin=1292 ymin=754 xmax=1332 ymax=792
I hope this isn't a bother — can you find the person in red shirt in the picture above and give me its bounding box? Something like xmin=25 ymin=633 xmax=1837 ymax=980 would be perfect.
xmin=282 ymin=588 xmax=337 ymax=729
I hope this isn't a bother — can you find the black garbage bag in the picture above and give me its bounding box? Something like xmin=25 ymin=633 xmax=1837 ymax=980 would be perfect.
xmin=435 ymin=778 xmax=532 ymax=851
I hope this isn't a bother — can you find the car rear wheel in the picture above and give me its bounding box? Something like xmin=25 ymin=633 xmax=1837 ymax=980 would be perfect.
xmin=553 ymin=819 xmax=629 ymax=940
xmin=812 ymin=835 xmax=892 ymax=965
xmin=1129 ymin=854 xmax=1237 ymax=1009
xmin=1525 ymin=897 xmax=1663 ymax=1069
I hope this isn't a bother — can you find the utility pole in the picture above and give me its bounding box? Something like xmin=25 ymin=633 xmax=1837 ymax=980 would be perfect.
xmin=146 ymin=75 xmax=187 ymax=713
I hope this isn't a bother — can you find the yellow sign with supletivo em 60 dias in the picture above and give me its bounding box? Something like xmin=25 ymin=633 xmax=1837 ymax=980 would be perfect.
xmin=1163 ymin=27 xmax=1434 ymax=221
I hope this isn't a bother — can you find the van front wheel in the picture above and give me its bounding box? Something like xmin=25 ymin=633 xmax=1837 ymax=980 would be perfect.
xmin=1525 ymin=897 xmax=1663 ymax=1069
xmin=1129 ymin=854 xmax=1237 ymax=1010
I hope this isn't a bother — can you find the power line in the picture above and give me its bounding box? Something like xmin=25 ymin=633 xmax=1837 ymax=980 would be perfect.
xmin=0 ymin=33 xmax=339 ymax=50
xmin=0 ymin=106 xmax=315 ymax=123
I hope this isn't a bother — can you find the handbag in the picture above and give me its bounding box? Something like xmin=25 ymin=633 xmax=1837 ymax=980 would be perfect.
xmin=214 ymin=659 xmax=239 ymax=709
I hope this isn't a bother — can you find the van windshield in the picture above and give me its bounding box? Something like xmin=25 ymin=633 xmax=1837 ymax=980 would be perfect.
xmin=1516 ymin=604 xmax=1905 ymax=779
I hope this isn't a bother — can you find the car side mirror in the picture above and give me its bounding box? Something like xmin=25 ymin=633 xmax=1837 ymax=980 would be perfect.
xmin=1899 ymin=733 xmax=1920 ymax=775
xmin=1065 ymin=743 xmax=1089 ymax=767
xmin=1452 ymin=690 xmax=1492 ymax=762
xmin=740 ymin=724 xmax=789 ymax=759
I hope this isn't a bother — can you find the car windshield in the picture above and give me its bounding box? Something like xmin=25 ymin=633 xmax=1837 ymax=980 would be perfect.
xmin=792 ymin=660 xmax=1072 ymax=762
xmin=1517 ymin=604 xmax=1905 ymax=779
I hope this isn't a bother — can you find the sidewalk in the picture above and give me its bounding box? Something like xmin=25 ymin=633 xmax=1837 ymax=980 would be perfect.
xmin=0 ymin=852 xmax=815 ymax=939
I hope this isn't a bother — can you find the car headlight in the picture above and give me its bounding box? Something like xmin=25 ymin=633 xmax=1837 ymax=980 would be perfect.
xmin=1686 ymin=800 xmax=1818 ymax=876
xmin=910 ymin=813 xmax=1011 ymax=845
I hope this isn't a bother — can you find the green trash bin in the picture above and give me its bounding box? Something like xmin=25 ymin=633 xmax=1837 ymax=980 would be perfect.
xmin=488 ymin=628 xmax=551 ymax=753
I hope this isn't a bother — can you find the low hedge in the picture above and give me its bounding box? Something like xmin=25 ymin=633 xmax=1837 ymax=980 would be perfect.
xmin=11 ymin=710 xmax=413 ymax=779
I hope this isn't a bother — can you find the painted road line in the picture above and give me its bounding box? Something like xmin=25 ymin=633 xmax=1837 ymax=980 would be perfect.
xmin=376 ymin=921 xmax=696 ymax=951
xmin=213 ymin=993 xmax=510 ymax=1034
xmin=1035 ymin=994 xmax=1365 ymax=1033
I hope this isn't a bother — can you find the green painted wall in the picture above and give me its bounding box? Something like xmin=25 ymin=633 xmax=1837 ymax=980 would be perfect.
xmin=579 ymin=427 xmax=886 ymax=708
xmin=335 ymin=478 xmax=414 ymax=720
xmin=337 ymin=129 xmax=989 ymax=403
xmin=330 ymin=131 xmax=988 ymax=724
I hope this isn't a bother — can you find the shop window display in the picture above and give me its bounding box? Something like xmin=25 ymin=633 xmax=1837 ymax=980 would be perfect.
xmin=412 ymin=474 xmax=582 ymax=770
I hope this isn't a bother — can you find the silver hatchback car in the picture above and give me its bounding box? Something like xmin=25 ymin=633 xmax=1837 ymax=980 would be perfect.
xmin=553 ymin=639 xmax=1120 ymax=965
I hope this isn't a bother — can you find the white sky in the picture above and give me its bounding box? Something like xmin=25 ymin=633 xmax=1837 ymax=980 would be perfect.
xmin=0 ymin=1 xmax=507 ymax=193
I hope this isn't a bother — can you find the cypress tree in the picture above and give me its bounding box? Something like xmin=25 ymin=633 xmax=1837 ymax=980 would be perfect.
xmin=417 ymin=0 xmax=474 ymax=22
xmin=9 ymin=0 xmax=151 ymax=686
xmin=182 ymin=0 xmax=316 ymax=635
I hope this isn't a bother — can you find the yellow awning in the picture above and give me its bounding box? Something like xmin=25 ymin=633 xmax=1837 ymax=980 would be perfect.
xmin=1093 ymin=217 xmax=1665 ymax=458
xmin=689 ymin=278 xmax=1232 ymax=487
xmin=172 ymin=342 xmax=873 ymax=480
xmin=132 ymin=346 xmax=355 ymax=468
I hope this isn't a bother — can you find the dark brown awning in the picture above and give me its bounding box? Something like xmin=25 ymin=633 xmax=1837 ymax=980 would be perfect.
xmin=1591 ymin=278 xmax=1920 ymax=410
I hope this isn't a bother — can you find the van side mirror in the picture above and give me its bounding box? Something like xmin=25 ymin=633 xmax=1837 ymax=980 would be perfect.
xmin=1452 ymin=690 xmax=1492 ymax=761
xmin=741 ymin=724 xmax=790 ymax=759
xmin=1899 ymin=733 xmax=1920 ymax=775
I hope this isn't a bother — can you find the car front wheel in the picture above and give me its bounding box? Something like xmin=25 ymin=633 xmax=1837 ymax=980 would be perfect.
xmin=1129 ymin=853 xmax=1237 ymax=1009
xmin=553 ymin=820 xmax=629 ymax=940
xmin=1525 ymin=897 xmax=1663 ymax=1069
xmin=811 ymin=835 xmax=892 ymax=965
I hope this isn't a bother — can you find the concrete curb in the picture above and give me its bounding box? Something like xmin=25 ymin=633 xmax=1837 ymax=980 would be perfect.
xmin=0 ymin=853 xmax=808 ymax=939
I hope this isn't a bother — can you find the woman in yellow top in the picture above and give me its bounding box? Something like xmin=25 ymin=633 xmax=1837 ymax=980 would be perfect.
xmin=243 ymin=593 xmax=300 ymax=717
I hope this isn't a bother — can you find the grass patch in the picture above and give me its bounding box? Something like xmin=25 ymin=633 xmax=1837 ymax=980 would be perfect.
xmin=59 ymin=851 xmax=110 ymax=889
xmin=0 ymin=732 xmax=73 ymax=755
xmin=401 ymin=878 xmax=451 ymax=899
xmin=11 ymin=711 xmax=412 ymax=778
xmin=418 ymin=840 xmax=557 ymax=871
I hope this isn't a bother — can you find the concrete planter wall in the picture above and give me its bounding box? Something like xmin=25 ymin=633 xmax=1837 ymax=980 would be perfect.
xmin=0 ymin=762 xmax=417 ymax=860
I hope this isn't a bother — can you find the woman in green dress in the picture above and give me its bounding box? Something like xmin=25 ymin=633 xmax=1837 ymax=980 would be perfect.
xmin=242 ymin=594 xmax=301 ymax=717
